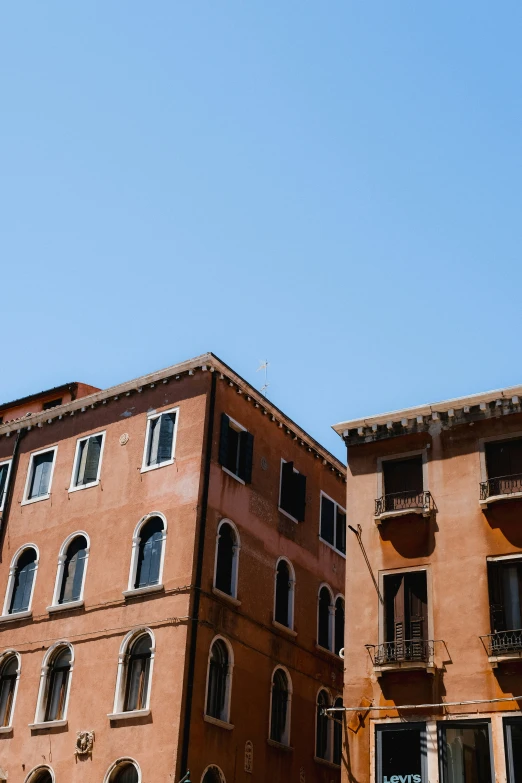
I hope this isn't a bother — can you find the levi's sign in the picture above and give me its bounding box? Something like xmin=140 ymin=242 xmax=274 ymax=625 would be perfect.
xmin=383 ymin=777 xmax=421 ymax=783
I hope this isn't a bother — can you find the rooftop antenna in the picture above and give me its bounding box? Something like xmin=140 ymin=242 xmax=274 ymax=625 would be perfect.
xmin=256 ymin=360 xmax=269 ymax=397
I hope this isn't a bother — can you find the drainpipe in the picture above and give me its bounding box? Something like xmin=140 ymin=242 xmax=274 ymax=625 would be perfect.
xmin=179 ymin=371 xmax=217 ymax=776
xmin=0 ymin=427 xmax=26 ymax=547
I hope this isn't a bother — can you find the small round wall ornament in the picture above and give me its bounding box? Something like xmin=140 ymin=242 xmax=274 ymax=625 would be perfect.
xmin=75 ymin=730 xmax=94 ymax=756
xmin=119 ymin=433 xmax=129 ymax=446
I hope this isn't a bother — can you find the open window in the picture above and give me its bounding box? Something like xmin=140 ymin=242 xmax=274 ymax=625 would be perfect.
xmin=218 ymin=414 xmax=254 ymax=483
xmin=485 ymin=558 xmax=522 ymax=657
xmin=269 ymin=667 xmax=292 ymax=746
xmin=3 ymin=546 xmax=38 ymax=617
xmin=126 ymin=513 xmax=167 ymax=595
xmin=279 ymin=460 xmax=306 ymax=522
xmin=110 ymin=629 xmax=155 ymax=718
xmin=320 ymin=493 xmax=346 ymax=554
xmin=69 ymin=432 xmax=105 ymax=490
xmin=0 ymin=652 xmax=20 ymax=727
xmin=205 ymin=637 xmax=233 ymax=724
xmin=481 ymin=438 xmax=522 ymax=503
xmin=274 ymin=558 xmax=295 ymax=630
xmin=32 ymin=643 xmax=73 ymax=726
xmin=381 ymin=570 xmax=429 ymax=666
xmin=377 ymin=455 xmax=426 ymax=519
xmin=335 ymin=596 xmax=345 ymax=656
xmin=0 ymin=460 xmax=12 ymax=512
xmin=214 ymin=520 xmax=240 ymax=599
xmin=23 ymin=448 xmax=57 ymax=504
xmin=315 ymin=689 xmax=340 ymax=764
xmin=318 ymin=585 xmax=333 ymax=650
xmin=141 ymin=408 xmax=178 ymax=471
xmin=50 ymin=533 xmax=89 ymax=609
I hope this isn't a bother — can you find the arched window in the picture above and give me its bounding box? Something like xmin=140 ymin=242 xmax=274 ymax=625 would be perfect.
xmin=110 ymin=629 xmax=155 ymax=717
xmin=4 ymin=547 xmax=38 ymax=616
xmin=274 ymin=558 xmax=295 ymax=630
xmin=104 ymin=759 xmax=141 ymax=783
xmin=53 ymin=534 xmax=89 ymax=606
xmin=0 ymin=653 xmax=19 ymax=727
xmin=32 ymin=644 xmax=73 ymax=726
xmin=333 ymin=696 xmax=343 ymax=765
xmin=334 ymin=596 xmax=345 ymax=656
xmin=270 ymin=667 xmax=292 ymax=746
xmin=318 ymin=586 xmax=333 ymax=650
xmin=25 ymin=767 xmax=54 ymax=783
xmin=127 ymin=514 xmax=167 ymax=593
xmin=214 ymin=521 xmax=240 ymax=598
xmin=316 ymin=689 xmax=330 ymax=760
xmin=205 ymin=637 xmax=233 ymax=723
xmin=201 ymin=766 xmax=225 ymax=783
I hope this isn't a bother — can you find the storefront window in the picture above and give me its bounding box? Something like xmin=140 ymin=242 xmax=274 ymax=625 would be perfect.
xmin=440 ymin=722 xmax=493 ymax=783
xmin=376 ymin=723 xmax=426 ymax=783
xmin=504 ymin=718 xmax=522 ymax=783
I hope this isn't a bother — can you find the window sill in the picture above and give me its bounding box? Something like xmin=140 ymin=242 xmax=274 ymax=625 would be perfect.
xmin=0 ymin=726 xmax=13 ymax=735
xmin=278 ymin=507 xmax=299 ymax=524
xmin=318 ymin=537 xmax=346 ymax=559
xmin=140 ymin=459 xmax=175 ymax=474
xmin=480 ymin=491 xmax=522 ymax=508
xmin=314 ymin=756 xmax=340 ymax=769
xmin=0 ymin=610 xmax=32 ymax=624
xmin=212 ymin=587 xmax=241 ymax=607
xmin=108 ymin=709 xmax=150 ymax=721
xmin=123 ymin=584 xmax=164 ymax=598
xmin=272 ymin=620 xmax=297 ymax=637
xmin=47 ymin=600 xmax=84 ymax=613
xmin=67 ymin=480 xmax=100 ymax=494
xmin=203 ymin=715 xmax=234 ymax=730
xmin=267 ymin=738 xmax=293 ymax=751
xmin=21 ymin=494 xmax=51 ymax=507
xmin=221 ymin=466 xmax=246 ymax=485
xmin=29 ymin=719 xmax=67 ymax=730
xmin=315 ymin=643 xmax=342 ymax=661
xmin=374 ymin=507 xmax=430 ymax=524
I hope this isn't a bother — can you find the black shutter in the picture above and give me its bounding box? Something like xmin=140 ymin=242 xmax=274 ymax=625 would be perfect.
xmin=407 ymin=572 xmax=428 ymax=660
xmin=336 ymin=508 xmax=346 ymax=554
xmin=294 ymin=472 xmax=306 ymax=522
xmin=320 ymin=496 xmax=335 ymax=544
xmin=239 ymin=431 xmax=254 ymax=483
xmin=157 ymin=413 xmax=175 ymax=463
xmin=487 ymin=561 xmax=506 ymax=632
xmin=218 ymin=414 xmax=230 ymax=467
xmin=280 ymin=461 xmax=294 ymax=514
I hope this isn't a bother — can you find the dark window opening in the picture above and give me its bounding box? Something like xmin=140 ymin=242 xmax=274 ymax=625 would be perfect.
xmin=0 ymin=656 xmax=17 ymax=727
xmin=218 ymin=414 xmax=254 ymax=483
xmin=215 ymin=523 xmax=236 ymax=596
xmin=318 ymin=587 xmax=331 ymax=649
xmin=59 ymin=536 xmax=88 ymax=604
xmin=32 ymin=772 xmax=53 ymax=783
xmin=383 ymin=571 xmax=428 ymax=662
xmin=135 ymin=517 xmax=164 ymax=589
xmin=28 ymin=451 xmax=54 ymax=499
xmin=333 ymin=697 xmax=343 ymax=765
xmin=440 ymin=722 xmax=493 ymax=783
xmin=206 ymin=640 xmax=229 ymax=721
xmin=487 ymin=560 xmax=522 ymax=652
xmin=383 ymin=456 xmax=424 ymax=512
xmin=124 ymin=634 xmax=152 ymax=712
xmin=316 ymin=690 xmax=329 ymax=760
xmin=275 ymin=560 xmax=292 ymax=628
xmin=270 ymin=669 xmax=289 ymax=744
xmin=9 ymin=548 xmax=37 ymax=614
xmin=74 ymin=435 xmax=102 ymax=486
xmin=202 ymin=768 xmax=223 ymax=783
xmin=320 ymin=495 xmax=346 ymax=554
xmin=45 ymin=647 xmax=71 ymax=721
xmin=42 ymin=398 xmax=62 ymax=410
xmin=146 ymin=412 xmax=176 ymax=467
xmin=335 ymin=597 xmax=345 ymax=656
xmin=376 ymin=723 xmax=426 ymax=783
xmin=111 ymin=764 xmax=139 ymax=783
xmin=0 ymin=462 xmax=10 ymax=510
xmin=280 ymin=461 xmax=306 ymax=522
xmin=505 ymin=718 xmax=522 ymax=783
xmin=485 ymin=439 xmax=522 ymax=496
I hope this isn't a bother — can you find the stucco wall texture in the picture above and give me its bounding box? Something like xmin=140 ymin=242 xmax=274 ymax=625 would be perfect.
xmin=0 ymin=361 xmax=346 ymax=783
xmin=342 ymin=414 xmax=522 ymax=783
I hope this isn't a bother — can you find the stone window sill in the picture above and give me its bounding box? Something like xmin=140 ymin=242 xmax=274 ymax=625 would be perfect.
xmin=30 ymin=719 xmax=67 ymax=730
xmin=267 ymin=738 xmax=293 ymax=751
xmin=315 ymin=643 xmax=342 ymax=661
xmin=0 ymin=611 xmax=32 ymax=624
xmin=314 ymin=756 xmax=341 ymax=769
xmin=122 ymin=584 xmax=164 ymax=598
xmin=108 ymin=709 xmax=150 ymax=721
xmin=47 ymin=600 xmax=84 ymax=613
xmin=272 ymin=620 xmax=297 ymax=637
xmin=0 ymin=726 xmax=13 ymax=735
xmin=203 ymin=715 xmax=234 ymax=730
xmin=212 ymin=587 xmax=241 ymax=607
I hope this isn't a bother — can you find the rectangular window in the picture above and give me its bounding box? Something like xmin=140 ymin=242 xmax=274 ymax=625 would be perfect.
xmin=218 ymin=413 xmax=254 ymax=483
xmin=142 ymin=408 xmax=178 ymax=471
xmin=70 ymin=433 xmax=104 ymax=490
xmin=24 ymin=448 xmax=57 ymax=503
xmin=487 ymin=559 xmax=522 ymax=642
xmin=0 ymin=460 xmax=12 ymax=512
xmin=439 ymin=721 xmax=493 ymax=783
xmin=376 ymin=723 xmax=427 ymax=783
xmin=320 ymin=493 xmax=346 ymax=554
xmin=279 ymin=460 xmax=306 ymax=522
xmin=485 ymin=438 xmax=522 ymax=496
xmin=504 ymin=717 xmax=522 ymax=783
xmin=383 ymin=571 xmax=428 ymax=662
xmin=383 ymin=456 xmax=424 ymax=511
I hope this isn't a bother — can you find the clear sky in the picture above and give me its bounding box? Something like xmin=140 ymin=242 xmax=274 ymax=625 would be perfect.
xmin=2 ymin=1 xmax=522 ymax=460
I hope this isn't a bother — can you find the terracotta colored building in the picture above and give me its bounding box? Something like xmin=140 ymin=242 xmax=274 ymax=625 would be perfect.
xmin=0 ymin=353 xmax=346 ymax=783
xmin=333 ymin=386 xmax=522 ymax=783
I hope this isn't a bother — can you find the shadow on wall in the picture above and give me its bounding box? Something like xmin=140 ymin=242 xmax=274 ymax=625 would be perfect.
xmin=493 ymin=666 xmax=522 ymax=709
xmin=379 ymin=515 xmax=438 ymax=559
xmin=379 ymin=670 xmax=447 ymax=720
xmin=484 ymin=501 xmax=522 ymax=548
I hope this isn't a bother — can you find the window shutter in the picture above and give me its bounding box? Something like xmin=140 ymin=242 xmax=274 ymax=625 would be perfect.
xmin=393 ymin=575 xmax=405 ymax=659
xmin=10 ymin=552 xmax=37 ymax=613
xmin=318 ymin=588 xmax=331 ymax=648
xmin=320 ymin=496 xmax=335 ymax=544
xmin=336 ymin=508 xmax=346 ymax=554
xmin=34 ymin=452 xmax=53 ymax=497
xmin=408 ymin=572 xmax=428 ymax=659
xmin=239 ymin=431 xmax=254 ymax=483
xmin=60 ymin=538 xmax=88 ymax=603
xmin=147 ymin=418 xmax=161 ymax=466
xmin=218 ymin=414 xmax=230 ymax=466
xmin=157 ymin=414 xmax=175 ymax=464
xmin=83 ymin=436 xmax=102 ymax=484
xmin=335 ymin=598 xmax=345 ymax=655
xmin=280 ymin=461 xmax=294 ymax=514
xmin=0 ymin=465 xmax=8 ymax=508
xmin=275 ymin=561 xmax=290 ymax=626
xmin=136 ymin=519 xmax=164 ymax=588
xmin=488 ymin=561 xmax=506 ymax=632
xmin=294 ymin=472 xmax=307 ymax=522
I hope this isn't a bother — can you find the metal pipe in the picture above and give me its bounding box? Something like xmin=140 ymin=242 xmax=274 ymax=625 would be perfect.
xmin=325 ymin=695 xmax=522 ymax=713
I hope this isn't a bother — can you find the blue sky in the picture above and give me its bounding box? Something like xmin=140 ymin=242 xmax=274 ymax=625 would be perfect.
xmin=2 ymin=1 xmax=522 ymax=460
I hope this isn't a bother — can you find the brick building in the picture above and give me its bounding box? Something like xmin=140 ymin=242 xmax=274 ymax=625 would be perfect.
xmin=0 ymin=353 xmax=346 ymax=783
xmin=333 ymin=385 xmax=522 ymax=783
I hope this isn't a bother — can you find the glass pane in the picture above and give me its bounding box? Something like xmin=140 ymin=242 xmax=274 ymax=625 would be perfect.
xmin=506 ymin=720 xmax=522 ymax=783
xmin=443 ymin=724 xmax=492 ymax=783
xmin=379 ymin=727 xmax=424 ymax=783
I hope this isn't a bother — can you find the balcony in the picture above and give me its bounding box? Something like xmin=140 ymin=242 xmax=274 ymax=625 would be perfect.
xmin=374 ymin=490 xmax=434 ymax=524
xmin=479 ymin=474 xmax=522 ymax=507
xmin=365 ymin=639 xmax=436 ymax=675
xmin=480 ymin=629 xmax=522 ymax=666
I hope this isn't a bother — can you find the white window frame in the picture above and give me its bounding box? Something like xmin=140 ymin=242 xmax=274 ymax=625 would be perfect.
xmin=30 ymin=641 xmax=74 ymax=729
xmin=108 ymin=627 xmax=156 ymax=719
xmin=319 ymin=491 xmax=347 ymax=558
xmin=0 ymin=459 xmax=13 ymax=513
xmin=22 ymin=446 xmax=58 ymax=506
xmin=278 ymin=458 xmax=302 ymax=524
xmin=48 ymin=531 xmax=91 ymax=612
xmin=204 ymin=635 xmax=235 ymax=728
xmin=221 ymin=415 xmax=248 ymax=484
xmin=273 ymin=556 xmax=296 ymax=633
xmin=103 ymin=758 xmax=142 ymax=783
xmin=68 ymin=431 xmax=106 ymax=492
xmin=0 ymin=650 xmax=21 ymax=732
xmin=24 ymin=766 xmax=56 ymax=783
xmin=268 ymin=665 xmax=293 ymax=748
xmin=140 ymin=407 xmax=179 ymax=473
xmin=124 ymin=512 xmax=167 ymax=597
xmin=213 ymin=519 xmax=241 ymax=601
xmin=1 ymin=544 xmax=39 ymax=620
xmin=317 ymin=583 xmax=335 ymax=652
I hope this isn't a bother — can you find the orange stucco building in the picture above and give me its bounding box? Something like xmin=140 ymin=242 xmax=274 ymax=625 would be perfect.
xmin=334 ymin=386 xmax=522 ymax=783
xmin=0 ymin=353 xmax=346 ymax=783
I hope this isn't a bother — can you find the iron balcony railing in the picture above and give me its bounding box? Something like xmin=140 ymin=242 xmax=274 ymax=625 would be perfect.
xmin=365 ymin=639 xmax=435 ymax=667
xmin=480 ymin=474 xmax=522 ymax=501
xmin=480 ymin=629 xmax=522 ymax=657
xmin=375 ymin=490 xmax=433 ymax=517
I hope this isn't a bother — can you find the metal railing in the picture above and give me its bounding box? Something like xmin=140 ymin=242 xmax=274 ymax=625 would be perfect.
xmin=375 ymin=490 xmax=433 ymax=517
xmin=480 ymin=629 xmax=522 ymax=657
xmin=480 ymin=474 xmax=522 ymax=501
xmin=365 ymin=639 xmax=435 ymax=666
